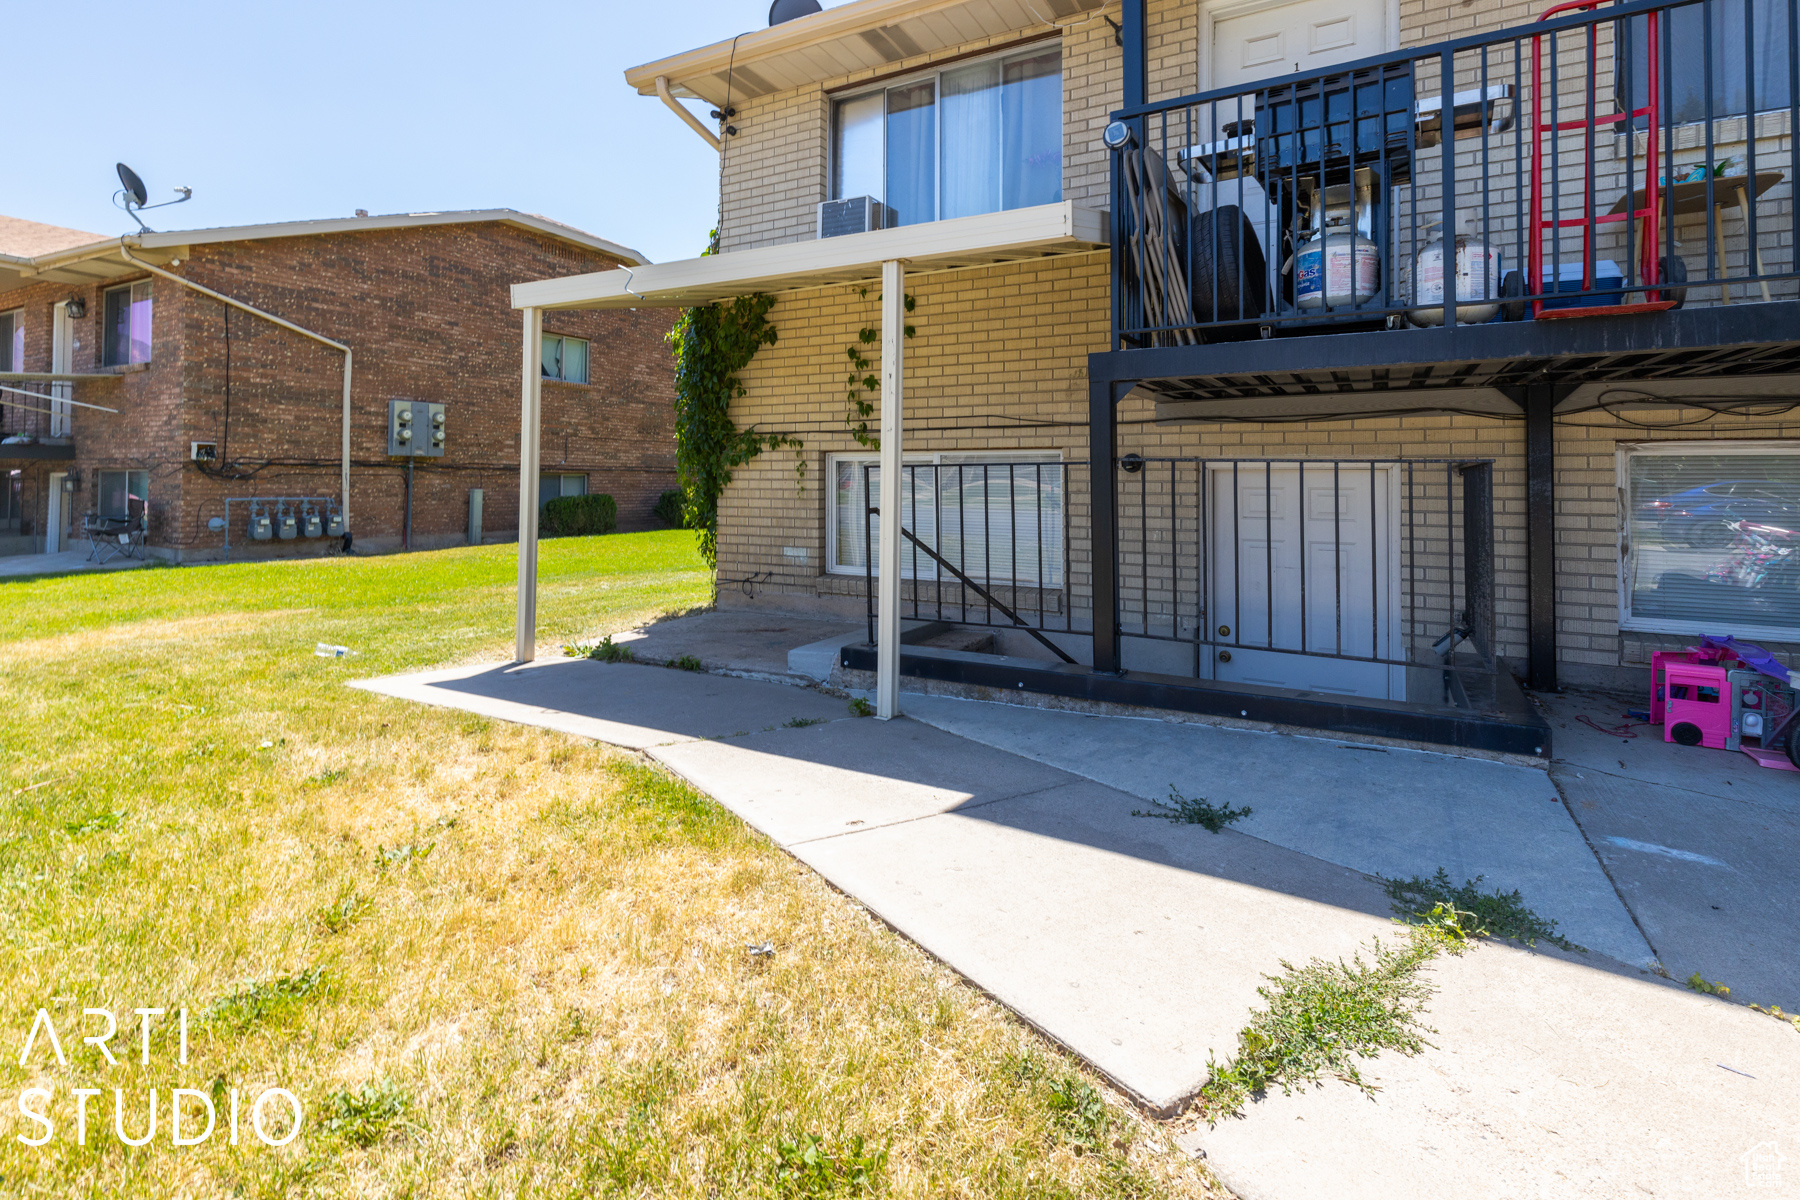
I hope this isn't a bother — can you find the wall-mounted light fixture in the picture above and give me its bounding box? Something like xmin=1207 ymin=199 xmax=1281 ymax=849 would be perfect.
xmin=63 ymin=297 xmax=87 ymax=319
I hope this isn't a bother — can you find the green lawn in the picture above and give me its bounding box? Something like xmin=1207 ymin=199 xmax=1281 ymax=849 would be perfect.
xmin=0 ymin=532 xmax=1219 ymax=1198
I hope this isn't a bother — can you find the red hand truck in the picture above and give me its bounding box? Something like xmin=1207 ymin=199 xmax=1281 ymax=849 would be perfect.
xmin=1528 ymin=0 xmax=1676 ymax=319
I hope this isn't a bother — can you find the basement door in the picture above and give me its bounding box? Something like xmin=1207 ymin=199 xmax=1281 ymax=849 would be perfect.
xmin=1205 ymin=463 xmax=1404 ymax=699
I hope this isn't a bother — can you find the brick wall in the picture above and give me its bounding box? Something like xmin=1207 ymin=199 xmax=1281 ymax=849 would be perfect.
xmin=1 ymin=221 xmax=676 ymax=560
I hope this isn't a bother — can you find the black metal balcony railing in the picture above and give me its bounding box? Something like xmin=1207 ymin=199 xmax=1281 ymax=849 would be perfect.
xmin=1111 ymin=0 xmax=1798 ymax=347
xmin=0 ymin=382 xmax=68 ymax=442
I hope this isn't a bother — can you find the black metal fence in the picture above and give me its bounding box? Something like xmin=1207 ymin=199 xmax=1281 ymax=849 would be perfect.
xmin=856 ymin=457 xmax=1500 ymax=706
xmin=1112 ymin=0 xmax=1798 ymax=346
xmin=1114 ymin=458 xmax=1497 ymax=699
xmin=0 ymin=382 xmax=64 ymax=441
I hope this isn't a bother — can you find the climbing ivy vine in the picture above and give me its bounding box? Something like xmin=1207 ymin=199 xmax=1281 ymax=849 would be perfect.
xmin=669 ymin=291 xmax=800 ymax=567
xmin=843 ymin=289 xmax=915 ymax=449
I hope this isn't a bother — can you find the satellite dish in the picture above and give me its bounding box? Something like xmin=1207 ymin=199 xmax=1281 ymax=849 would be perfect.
xmin=116 ymin=163 xmax=148 ymax=207
xmin=769 ymin=0 xmax=821 ymax=25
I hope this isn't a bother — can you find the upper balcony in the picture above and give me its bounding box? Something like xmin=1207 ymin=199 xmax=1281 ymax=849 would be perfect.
xmin=1102 ymin=0 xmax=1800 ymax=408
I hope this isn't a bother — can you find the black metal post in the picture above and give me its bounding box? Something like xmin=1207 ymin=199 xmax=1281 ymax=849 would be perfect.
xmin=1120 ymin=0 xmax=1146 ymax=109
xmin=1522 ymin=384 xmax=1558 ymax=691
xmin=1090 ymin=377 xmax=1122 ymax=674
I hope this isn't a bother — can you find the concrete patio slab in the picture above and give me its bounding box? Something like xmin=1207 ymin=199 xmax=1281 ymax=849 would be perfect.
xmin=651 ymin=716 xmax=1071 ymax=844
xmin=349 ymin=657 xmax=847 ymax=749
xmin=1546 ymin=687 xmax=1800 ymax=816
xmin=1186 ymin=938 xmax=1800 ymax=1200
xmin=0 ymin=548 xmax=158 ymax=578
xmin=1541 ymin=689 xmax=1800 ymax=1006
xmin=607 ymin=609 xmax=865 ymax=683
xmin=789 ymin=779 xmax=1396 ymax=1112
xmin=891 ymin=693 xmax=1653 ymax=966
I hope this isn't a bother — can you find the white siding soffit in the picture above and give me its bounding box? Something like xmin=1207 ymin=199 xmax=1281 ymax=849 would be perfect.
xmin=625 ymin=0 xmax=1111 ymax=107
xmin=510 ymin=202 xmax=1109 ymax=311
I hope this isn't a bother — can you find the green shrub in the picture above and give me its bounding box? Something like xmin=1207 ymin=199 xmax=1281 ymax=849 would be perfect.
xmin=541 ymin=494 xmax=618 ymax=538
xmin=652 ymin=489 xmax=687 ymax=528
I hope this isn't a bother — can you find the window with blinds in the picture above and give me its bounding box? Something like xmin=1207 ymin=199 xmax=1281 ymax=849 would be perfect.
xmin=828 ymin=453 xmax=1065 ymax=586
xmin=1622 ymin=444 xmax=1800 ymax=638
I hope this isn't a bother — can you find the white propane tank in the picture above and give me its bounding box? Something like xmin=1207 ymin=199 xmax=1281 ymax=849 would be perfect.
xmin=1296 ymin=218 xmax=1380 ymax=310
xmin=1405 ymin=220 xmax=1501 ymax=326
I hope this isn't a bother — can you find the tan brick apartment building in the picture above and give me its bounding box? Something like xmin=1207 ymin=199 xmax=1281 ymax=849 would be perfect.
xmin=509 ymin=0 xmax=1799 ymax=755
xmin=0 ymin=210 xmax=676 ymax=561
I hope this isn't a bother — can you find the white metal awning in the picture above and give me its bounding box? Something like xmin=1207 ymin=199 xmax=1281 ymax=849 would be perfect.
xmin=626 ymin=0 xmax=1108 ymax=107
xmin=509 ymin=202 xmax=1108 ymax=311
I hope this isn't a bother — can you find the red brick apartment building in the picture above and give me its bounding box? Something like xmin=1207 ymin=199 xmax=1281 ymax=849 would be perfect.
xmin=0 ymin=210 xmax=676 ymax=560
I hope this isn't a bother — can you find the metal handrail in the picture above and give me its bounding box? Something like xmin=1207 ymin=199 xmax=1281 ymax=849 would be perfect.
xmin=867 ymin=506 xmax=1078 ymax=664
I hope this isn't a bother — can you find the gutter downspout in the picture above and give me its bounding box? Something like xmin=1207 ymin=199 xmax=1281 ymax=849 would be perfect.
xmin=655 ymin=76 xmax=722 ymax=151
xmin=118 ymin=240 xmax=355 ymax=539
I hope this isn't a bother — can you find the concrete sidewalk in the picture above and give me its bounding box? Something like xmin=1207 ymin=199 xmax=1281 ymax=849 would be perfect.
xmin=354 ymin=658 xmax=1800 ymax=1198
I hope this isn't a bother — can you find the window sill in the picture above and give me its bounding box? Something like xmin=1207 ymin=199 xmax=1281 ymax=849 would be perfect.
xmin=107 ymin=361 xmax=151 ymax=374
xmin=541 ymin=377 xmax=595 ymax=388
xmin=1621 ymin=616 xmax=1800 ymax=645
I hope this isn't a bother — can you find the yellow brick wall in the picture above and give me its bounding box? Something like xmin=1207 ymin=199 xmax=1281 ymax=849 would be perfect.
xmin=705 ymin=0 xmax=1799 ymax=681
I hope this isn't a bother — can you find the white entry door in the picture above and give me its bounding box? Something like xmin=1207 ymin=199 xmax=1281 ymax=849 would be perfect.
xmin=50 ymin=303 xmax=73 ymax=438
xmin=1206 ymin=462 xmax=1403 ymax=699
xmin=46 ymin=472 xmax=65 ymax=554
xmin=1209 ymin=0 xmax=1389 ymax=93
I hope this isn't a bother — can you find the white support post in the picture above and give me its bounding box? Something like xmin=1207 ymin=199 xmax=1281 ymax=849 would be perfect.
xmin=515 ymin=306 xmax=544 ymax=663
xmin=876 ymin=259 xmax=905 ymax=720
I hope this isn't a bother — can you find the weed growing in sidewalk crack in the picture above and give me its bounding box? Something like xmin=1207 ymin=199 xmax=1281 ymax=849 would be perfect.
xmin=1687 ymin=973 xmax=1731 ymax=998
xmin=784 ymin=716 xmax=827 ymax=728
xmin=1131 ymin=786 xmax=1251 ymax=833
xmin=585 ymin=635 xmax=634 ymax=663
xmin=1197 ymin=925 xmax=1461 ymax=1121
xmin=1378 ymin=868 xmax=1582 ymax=952
xmin=847 ymin=697 xmax=875 ymax=717
xmin=666 ymin=655 xmax=704 ymax=671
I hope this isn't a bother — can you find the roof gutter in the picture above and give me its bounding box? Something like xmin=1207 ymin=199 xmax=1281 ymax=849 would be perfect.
xmin=118 ymin=240 xmax=357 ymax=542
xmin=655 ymin=76 xmax=722 ymax=151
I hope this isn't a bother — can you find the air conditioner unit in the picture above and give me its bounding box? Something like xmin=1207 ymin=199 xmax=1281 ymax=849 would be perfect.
xmin=818 ymin=196 xmax=892 ymax=238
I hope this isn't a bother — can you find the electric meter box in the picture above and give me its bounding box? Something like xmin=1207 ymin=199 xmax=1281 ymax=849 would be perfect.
xmin=388 ymin=399 xmax=446 ymax=458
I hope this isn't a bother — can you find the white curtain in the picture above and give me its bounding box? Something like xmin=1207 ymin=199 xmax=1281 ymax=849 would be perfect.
xmin=940 ymin=61 xmax=1001 ymax=219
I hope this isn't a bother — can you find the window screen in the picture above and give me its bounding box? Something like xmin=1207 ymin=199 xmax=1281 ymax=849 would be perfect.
xmin=541 ymin=335 xmax=589 ymax=384
xmin=98 ymin=470 xmax=149 ymax=522
xmin=539 ymin=473 xmax=587 ymax=506
xmin=1619 ymin=0 xmax=1792 ymax=124
xmin=1625 ymin=448 xmax=1800 ymax=635
xmin=0 ymin=311 xmax=20 ymax=373
xmin=102 ymin=282 xmax=153 ymax=366
xmin=830 ymin=44 xmax=1062 ymax=226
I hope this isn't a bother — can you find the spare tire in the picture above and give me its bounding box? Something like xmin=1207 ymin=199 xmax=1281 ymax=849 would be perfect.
xmin=1656 ymin=255 xmax=1688 ymax=309
xmin=1190 ymin=205 xmax=1269 ymax=325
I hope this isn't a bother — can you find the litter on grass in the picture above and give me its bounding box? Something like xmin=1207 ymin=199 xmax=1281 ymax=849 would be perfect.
xmin=315 ymin=643 xmax=357 ymax=658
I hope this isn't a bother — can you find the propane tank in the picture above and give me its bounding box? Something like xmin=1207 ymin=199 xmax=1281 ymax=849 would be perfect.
xmin=1295 ymin=216 xmax=1379 ymax=310
xmin=1405 ymin=220 xmax=1502 ymax=326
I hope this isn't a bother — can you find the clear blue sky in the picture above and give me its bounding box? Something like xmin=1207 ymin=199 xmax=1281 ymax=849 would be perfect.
xmin=3 ymin=1 xmax=846 ymax=265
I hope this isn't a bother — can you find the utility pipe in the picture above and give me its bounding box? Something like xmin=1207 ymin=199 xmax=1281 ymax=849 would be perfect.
xmin=515 ymin=306 xmax=544 ymax=663
xmin=0 ymin=382 xmax=117 ymax=413
xmin=875 ymin=259 xmax=905 ymax=719
xmin=655 ymin=76 xmax=722 ymax=151
xmin=118 ymin=241 xmax=354 ymax=537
